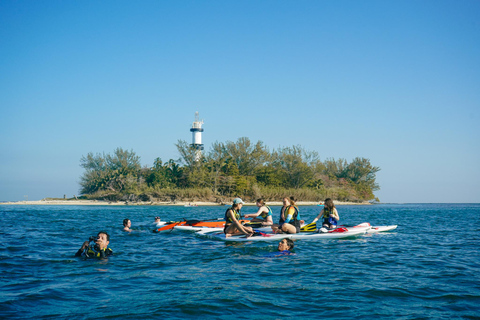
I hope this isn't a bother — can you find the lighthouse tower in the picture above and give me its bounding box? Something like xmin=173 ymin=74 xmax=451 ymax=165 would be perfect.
xmin=190 ymin=111 xmax=204 ymax=160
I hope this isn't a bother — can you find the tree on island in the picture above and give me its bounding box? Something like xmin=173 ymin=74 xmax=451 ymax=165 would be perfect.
xmin=79 ymin=138 xmax=380 ymax=203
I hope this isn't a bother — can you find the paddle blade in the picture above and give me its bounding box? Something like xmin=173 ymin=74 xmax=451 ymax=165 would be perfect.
xmin=300 ymin=222 xmax=317 ymax=232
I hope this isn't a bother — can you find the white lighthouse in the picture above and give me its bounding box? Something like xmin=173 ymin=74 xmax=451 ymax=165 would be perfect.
xmin=190 ymin=111 xmax=204 ymax=160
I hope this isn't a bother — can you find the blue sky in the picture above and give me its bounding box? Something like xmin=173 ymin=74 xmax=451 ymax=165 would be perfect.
xmin=1 ymin=0 xmax=479 ymax=203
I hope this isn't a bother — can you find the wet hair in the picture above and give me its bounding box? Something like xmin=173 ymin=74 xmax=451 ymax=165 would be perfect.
xmin=285 ymin=238 xmax=294 ymax=250
xmin=123 ymin=218 xmax=130 ymax=227
xmin=324 ymin=198 xmax=335 ymax=211
xmin=97 ymin=231 xmax=110 ymax=242
xmin=256 ymin=199 xmax=266 ymax=206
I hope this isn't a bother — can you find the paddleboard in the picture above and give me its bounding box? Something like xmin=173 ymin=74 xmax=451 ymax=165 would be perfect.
xmin=196 ymin=228 xmax=367 ymax=242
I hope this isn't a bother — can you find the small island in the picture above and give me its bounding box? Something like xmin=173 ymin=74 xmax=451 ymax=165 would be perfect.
xmin=72 ymin=137 xmax=380 ymax=205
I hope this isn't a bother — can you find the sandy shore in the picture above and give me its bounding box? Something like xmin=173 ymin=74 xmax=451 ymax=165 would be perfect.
xmin=0 ymin=199 xmax=371 ymax=206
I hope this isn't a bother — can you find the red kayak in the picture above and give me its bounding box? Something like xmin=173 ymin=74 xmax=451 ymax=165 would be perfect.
xmin=154 ymin=219 xmax=249 ymax=233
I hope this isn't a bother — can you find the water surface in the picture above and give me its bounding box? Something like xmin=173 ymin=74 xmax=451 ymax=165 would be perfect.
xmin=1 ymin=204 xmax=479 ymax=319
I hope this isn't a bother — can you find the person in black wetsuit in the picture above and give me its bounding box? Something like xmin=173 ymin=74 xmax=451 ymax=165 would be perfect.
xmin=75 ymin=231 xmax=113 ymax=259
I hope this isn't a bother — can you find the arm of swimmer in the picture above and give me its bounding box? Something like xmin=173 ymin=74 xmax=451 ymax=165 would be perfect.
xmin=75 ymin=241 xmax=89 ymax=257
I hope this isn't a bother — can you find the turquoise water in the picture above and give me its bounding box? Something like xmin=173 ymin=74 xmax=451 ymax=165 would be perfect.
xmin=1 ymin=204 xmax=479 ymax=319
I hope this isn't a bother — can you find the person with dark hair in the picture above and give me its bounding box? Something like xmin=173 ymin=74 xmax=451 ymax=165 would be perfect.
xmin=75 ymin=231 xmax=113 ymax=259
xmin=244 ymin=198 xmax=273 ymax=226
xmin=224 ymin=198 xmax=254 ymax=237
xmin=311 ymin=198 xmax=339 ymax=229
xmin=277 ymin=238 xmax=294 ymax=254
xmin=123 ymin=218 xmax=132 ymax=232
xmin=271 ymin=196 xmax=301 ymax=234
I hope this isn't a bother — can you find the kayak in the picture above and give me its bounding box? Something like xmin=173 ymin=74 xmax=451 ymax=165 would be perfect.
xmin=196 ymin=227 xmax=368 ymax=242
xmin=154 ymin=219 xmax=249 ymax=233
xmin=174 ymin=224 xmax=273 ymax=233
xmin=174 ymin=225 xmax=223 ymax=232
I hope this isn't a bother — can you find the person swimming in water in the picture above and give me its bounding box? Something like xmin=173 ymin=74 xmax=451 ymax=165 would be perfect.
xmin=123 ymin=218 xmax=132 ymax=232
xmin=75 ymin=231 xmax=113 ymax=259
xmin=278 ymin=238 xmax=294 ymax=254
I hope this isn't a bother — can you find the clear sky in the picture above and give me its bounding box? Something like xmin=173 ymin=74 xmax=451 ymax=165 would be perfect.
xmin=1 ymin=0 xmax=479 ymax=203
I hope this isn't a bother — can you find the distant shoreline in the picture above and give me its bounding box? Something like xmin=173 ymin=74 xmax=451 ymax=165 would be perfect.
xmin=0 ymin=199 xmax=371 ymax=206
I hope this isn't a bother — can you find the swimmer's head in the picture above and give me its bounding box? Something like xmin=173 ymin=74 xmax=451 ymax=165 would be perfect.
xmin=96 ymin=231 xmax=110 ymax=248
xmin=278 ymin=238 xmax=294 ymax=251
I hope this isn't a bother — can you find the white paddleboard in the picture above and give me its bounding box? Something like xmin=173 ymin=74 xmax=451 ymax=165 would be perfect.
xmin=197 ymin=229 xmax=367 ymax=242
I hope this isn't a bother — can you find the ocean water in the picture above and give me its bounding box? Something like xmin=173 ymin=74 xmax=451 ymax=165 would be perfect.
xmin=0 ymin=203 xmax=479 ymax=319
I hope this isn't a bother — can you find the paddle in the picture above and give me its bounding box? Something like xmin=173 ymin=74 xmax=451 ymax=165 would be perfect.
xmin=300 ymin=222 xmax=317 ymax=232
xmin=184 ymin=218 xmax=224 ymax=225
xmin=243 ymin=221 xmax=264 ymax=228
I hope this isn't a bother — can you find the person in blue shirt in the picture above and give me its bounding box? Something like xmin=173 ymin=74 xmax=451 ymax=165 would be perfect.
xmin=244 ymin=198 xmax=273 ymax=226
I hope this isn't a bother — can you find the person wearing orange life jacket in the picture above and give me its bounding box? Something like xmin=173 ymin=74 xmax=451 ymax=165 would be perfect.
xmin=224 ymin=198 xmax=254 ymax=238
xmin=311 ymin=198 xmax=339 ymax=229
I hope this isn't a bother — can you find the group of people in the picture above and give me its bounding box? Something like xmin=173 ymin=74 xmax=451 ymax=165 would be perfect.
xmin=76 ymin=197 xmax=339 ymax=259
xmin=223 ymin=197 xmax=340 ymax=237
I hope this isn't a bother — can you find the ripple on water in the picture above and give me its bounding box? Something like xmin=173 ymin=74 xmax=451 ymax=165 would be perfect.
xmin=0 ymin=204 xmax=479 ymax=319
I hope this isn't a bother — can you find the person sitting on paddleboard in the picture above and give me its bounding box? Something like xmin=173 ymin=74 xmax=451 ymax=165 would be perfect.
xmin=311 ymin=198 xmax=339 ymax=229
xmin=271 ymin=196 xmax=301 ymax=234
xmin=277 ymin=238 xmax=295 ymax=255
xmin=224 ymin=198 xmax=254 ymax=238
xmin=123 ymin=218 xmax=132 ymax=232
xmin=75 ymin=231 xmax=113 ymax=259
xmin=243 ymin=198 xmax=273 ymax=226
